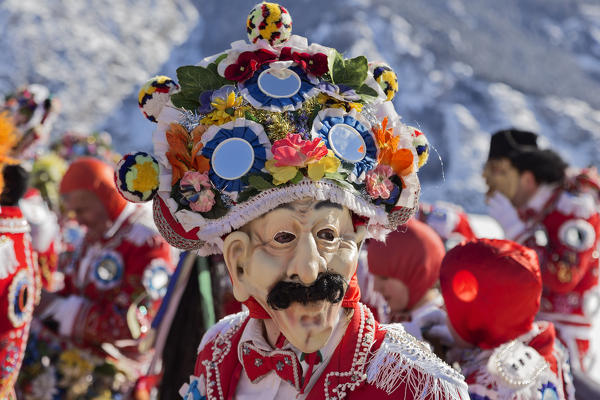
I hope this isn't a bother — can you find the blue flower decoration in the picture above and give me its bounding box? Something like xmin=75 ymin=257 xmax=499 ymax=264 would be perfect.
xmin=313 ymin=113 xmax=377 ymax=180
xmin=317 ymin=81 xmax=361 ymax=102
xmin=201 ymin=122 xmax=269 ymax=194
xmin=539 ymin=382 xmax=559 ymax=400
xmin=374 ymin=185 xmax=400 ymax=206
xmin=239 ymin=64 xmax=319 ymax=111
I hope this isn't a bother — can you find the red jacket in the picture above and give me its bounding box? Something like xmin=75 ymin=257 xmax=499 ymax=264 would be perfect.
xmin=519 ymin=186 xmax=600 ymax=373
xmin=58 ymin=204 xmax=174 ymax=359
xmin=181 ymin=302 xmax=468 ymax=400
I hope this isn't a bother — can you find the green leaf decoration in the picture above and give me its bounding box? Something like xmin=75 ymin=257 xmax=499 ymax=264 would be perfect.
xmin=206 ymin=53 xmax=228 ymax=75
xmin=244 ymin=111 xmax=259 ymax=122
xmin=237 ymin=187 xmax=260 ymax=203
xmin=201 ymin=190 xmax=230 ymax=219
xmin=290 ymin=170 xmax=304 ymax=184
xmin=324 ymin=172 xmax=357 ymax=191
xmin=330 ymin=51 xmax=368 ymax=89
xmin=355 ymin=83 xmax=379 ymax=99
xmin=248 ymin=174 xmax=276 ymax=190
xmin=171 ymin=92 xmax=200 ymax=110
xmin=174 ymin=65 xmax=233 ymax=111
xmin=324 ymin=172 xmax=346 ymax=181
xmin=330 ymin=51 xmax=344 ymax=82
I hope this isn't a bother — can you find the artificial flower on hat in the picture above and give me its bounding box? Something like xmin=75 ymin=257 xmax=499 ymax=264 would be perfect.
xmin=117 ymin=1 xmax=435 ymax=255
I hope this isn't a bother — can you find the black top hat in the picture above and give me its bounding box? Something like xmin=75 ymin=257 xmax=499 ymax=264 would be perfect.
xmin=488 ymin=129 xmax=538 ymax=160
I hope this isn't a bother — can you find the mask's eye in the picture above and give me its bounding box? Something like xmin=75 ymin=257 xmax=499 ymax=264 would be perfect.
xmin=273 ymin=231 xmax=296 ymax=244
xmin=317 ymin=228 xmax=336 ymax=242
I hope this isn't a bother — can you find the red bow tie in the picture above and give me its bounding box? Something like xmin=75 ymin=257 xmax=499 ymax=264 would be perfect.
xmin=241 ymin=342 xmax=303 ymax=391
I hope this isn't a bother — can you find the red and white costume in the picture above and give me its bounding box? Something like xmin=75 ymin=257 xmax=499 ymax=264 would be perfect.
xmin=367 ymin=218 xmax=448 ymax=339
xmin=21 ymin=157 xmax=176 ymax=396
xmin=447 ymin=321 xmax=574 ymax=400
xmin=181 ymin=302 xmax=468 ymax=400
xmin=512 ymin=183 xmax=600 ymax=374
xmin=49 ymin=203 xmax=174 ymax=360
xmin=441 ymin=239 xmax=575 ymax=400
xmin=19 ymin=188 xmax=62 ymax=292
xmin=0 ymin=205 xmax=37 ymax=399
xmin=417 ymin=201 xmax=476 ymax=249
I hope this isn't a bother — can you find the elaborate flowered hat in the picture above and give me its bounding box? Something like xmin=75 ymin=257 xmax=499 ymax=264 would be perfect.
xmin=118 ymin=2 xmax=431 ymax=255
xmin=1 ymin=84 xmax=60 ymax=157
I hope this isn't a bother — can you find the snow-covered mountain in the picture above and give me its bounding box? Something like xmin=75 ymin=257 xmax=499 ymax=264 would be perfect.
xmin=2 ymin=0 xmax=600 ymax=214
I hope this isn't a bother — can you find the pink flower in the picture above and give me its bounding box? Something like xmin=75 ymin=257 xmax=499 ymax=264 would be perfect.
xmin=190 ymin=189 xmax=215 ymax=213
xmin=365 ymin=165 xmax=395 ymax=200
xmin=181 ymin=170 xmax=211 ymax=191
xmin=271 ymin=134 xmax=328 ymax=167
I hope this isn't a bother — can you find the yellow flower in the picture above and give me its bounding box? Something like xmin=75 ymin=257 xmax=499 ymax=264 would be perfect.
xmin=201 ymin=107 xmax=247 ymax=126
xmin=265 ymin=159 xmax=298 ymax=185
xmin=58 ymin=349 xmax=94 ymax=377
xmin=127 ymin=156 xmax=159 ymax=195
xmin=211 ymin=91 xmax=242 ymax=111
xmin=347 ymin=102 xmax=363 ymax=112
xmin=307 ymin=150 xmax=341 ymax=181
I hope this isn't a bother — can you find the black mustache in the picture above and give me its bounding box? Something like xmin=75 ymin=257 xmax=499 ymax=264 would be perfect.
xmin=266 ymin=270 xmax=347 ymax=310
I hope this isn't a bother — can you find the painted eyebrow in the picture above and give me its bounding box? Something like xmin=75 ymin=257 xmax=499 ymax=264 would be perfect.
xmin=314 ymin=200 xmax=343 ymax=210
xmin=273 ymin=203 xmax=295 ymax=211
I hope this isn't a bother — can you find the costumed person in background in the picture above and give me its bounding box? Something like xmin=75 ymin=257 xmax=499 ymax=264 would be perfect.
xmin=441 ymin=238 xmax=575 ymax=400
xmin=2 ymin=84 xmax=60 ymax=159
xmin=367 ymin=218 xmax=453 ymax=353
xmin=118 ymin=3 xmax=468 ymax=398
xmin=17 ymin=157 xmax=175 ymax=399
xmin=417 ymin=201 xmax=477 ymax=250
xmin=483 ymin=129 xmax=600 ymax=379
xmin=0 ymin=113 xmax=38 ymax=399
xmin=2 ymin=84 xmax=63 ymax=293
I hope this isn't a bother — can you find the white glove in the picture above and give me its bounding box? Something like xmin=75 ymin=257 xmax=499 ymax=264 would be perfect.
xmin=487 ymin=192 xmax=526 ymax=240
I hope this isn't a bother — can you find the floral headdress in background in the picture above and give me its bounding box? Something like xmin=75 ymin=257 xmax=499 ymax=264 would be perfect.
xmin=1 ymin=84 xmax=60 ymax=158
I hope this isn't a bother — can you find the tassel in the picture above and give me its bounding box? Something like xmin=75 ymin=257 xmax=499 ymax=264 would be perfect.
xmin=367 ymin=326 xmax=469 ymax=400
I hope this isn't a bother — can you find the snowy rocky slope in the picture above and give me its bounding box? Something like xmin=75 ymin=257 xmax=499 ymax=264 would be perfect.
xmin=2 ymin=0 xmax=600 ymax=213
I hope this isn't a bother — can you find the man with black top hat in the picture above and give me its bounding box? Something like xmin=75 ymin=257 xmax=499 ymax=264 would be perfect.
xmin=483 ymin=128 xmax=600 ymax=379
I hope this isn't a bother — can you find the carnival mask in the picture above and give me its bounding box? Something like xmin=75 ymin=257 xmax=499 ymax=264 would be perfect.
xmin=223 ymin=198 xmax=365 ymax=353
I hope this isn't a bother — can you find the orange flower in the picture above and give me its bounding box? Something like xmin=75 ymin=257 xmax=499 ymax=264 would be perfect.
xmin=372 ymin=118 xmax=414 ymax=177
xmin=166 ymin=123 xmax=193 ymax=184
xmin=373 ymin=118 xmax=399 ymax=165
xmin=191 ymin=125 xmax=210 ymax=173
xmin=389 ymin=148 xmax=414 ymax=177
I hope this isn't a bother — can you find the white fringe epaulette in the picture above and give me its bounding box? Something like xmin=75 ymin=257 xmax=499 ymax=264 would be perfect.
xmin=367 ymin=323 xmax=468 ymax=400
xmin=197 ymin=310 xmax=249 ymax=355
